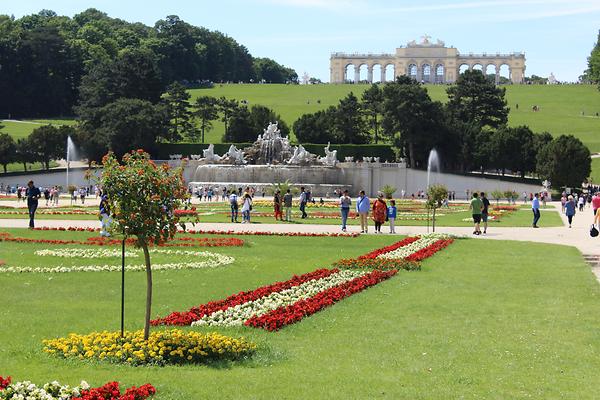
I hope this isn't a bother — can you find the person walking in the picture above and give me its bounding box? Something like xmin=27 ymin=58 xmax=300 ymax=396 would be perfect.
xmin=25 ymin=180 xmax=41 ymax=229
xmin=241 ymin=192 xmax=252 ymax=223
xmin=299 ymin=187 xmax=308 ymax=219
xmin=372 ymin=194 xmax=387 ymax=234
xmin=229 ymin=190 xmax=239 ymax=222
xmin=273 ymin=190 xmax=283 ymax=221
xmin=43 ymin=187 xmax=50 ymax=206
xmin=560 ymin=194 xmax=567 ymax=214
xmin=339 ymin=189 xmax=351 ymax=232
xmin=480 ymin=192 xmax=490 ymax=234
xmin=565 ymin=195 xmax=576 ymax=228
xmin=532 ymin=193 xmax=541 ymax=228
xmin=387 ymin=199 xmax=397 ymax=234
xmin=99 ymin=191 xmax=112 ymax=237
xmin=469 ymin=192 xmax=483 ymax=235
xmin=356 ymin=190 xmax=370 ymax=234
xmin=578 ymin=195 xmax=585 ymax=212
xmin=283 ymin=189 xmax=293 ymax=222
xmin=592 ymin=192 xmax=600 ymax=217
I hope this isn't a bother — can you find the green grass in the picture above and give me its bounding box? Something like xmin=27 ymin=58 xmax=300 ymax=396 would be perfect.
xmin=0 ymin=119 xmax=76 ymax=140
xmin=1 ymin=228 xmax=599 ymax=398
xmin=2 ymin=161 xmax=59 ymax=174
xmin=192 ymin=84 xmax=600 ymax=151
xmin=591 ymin=157 xmax=600 ymax=184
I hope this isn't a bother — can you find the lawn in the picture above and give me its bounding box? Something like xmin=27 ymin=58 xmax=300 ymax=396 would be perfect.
xmin=0 ymin=200 xmax=565 ymax=227
xmin=1 ymin=228 xmax=599 ymax=398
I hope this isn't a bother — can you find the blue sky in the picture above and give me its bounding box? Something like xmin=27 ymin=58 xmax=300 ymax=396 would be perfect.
xmin=4 ymin=0 xmax=600 ymax=82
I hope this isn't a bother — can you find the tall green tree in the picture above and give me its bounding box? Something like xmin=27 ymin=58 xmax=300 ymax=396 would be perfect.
xmin=0 ymin=133 xmax=16 ymax=173
xmin=28 ymin=125 xmax=73 ymax=170
xmin=248 ymin=104 xmax=290 ymax=137
xmin=382 ymin=77 xmax=444 ymax=168
xmin=217 ymin=97 xmax=239 ymax=138
xmin=333 ymin=92 xmax=369 ymax=144
xmin=253 ymin=57 xmax=298 ymax=83
xmin=586 ymin=30 xmax=600 ymax=85
xmin=491 ymin=126 xmax=536 ymax=177
xmin=293 ymin=108 xmax=337 ymax=144
xmin=15 ymin=138 xmax=35 ymax=171
xmin=163 ymin=82 xmax=194 ymax=142
xmin=192 ymin=96 xmax=218 ymax=143
xmin=361 ymin=84 xmax=383 ymax=143
xmin=536 ymin=135 xmax=591 ymax=188
xmin=225 ymin=105 xmax=253 ymax=142
xmin=446 ymin=69 xmax=509 ymax=128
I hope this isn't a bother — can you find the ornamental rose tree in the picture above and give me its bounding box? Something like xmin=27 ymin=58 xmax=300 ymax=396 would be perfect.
xmin=100 ymin=150 xmax=190 ymax=340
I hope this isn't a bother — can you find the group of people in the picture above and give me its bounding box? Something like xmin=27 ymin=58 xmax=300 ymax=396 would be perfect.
xmin=560 ymin=191 xmax=600 ymax=228
xmin=340 ymin=191 xmax=397 ymax=234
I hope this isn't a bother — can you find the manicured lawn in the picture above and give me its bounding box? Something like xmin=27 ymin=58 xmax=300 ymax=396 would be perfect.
xmin=0 ymin=228 xmax=599 ymax=398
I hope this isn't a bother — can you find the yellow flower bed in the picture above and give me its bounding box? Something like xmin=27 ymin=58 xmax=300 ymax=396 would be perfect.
xmin=43 ymin=329 xmax=256 ymax=365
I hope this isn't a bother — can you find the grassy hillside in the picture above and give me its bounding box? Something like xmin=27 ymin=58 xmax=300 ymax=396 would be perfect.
xmin=2 ymin=84 xmax=599 ymax=151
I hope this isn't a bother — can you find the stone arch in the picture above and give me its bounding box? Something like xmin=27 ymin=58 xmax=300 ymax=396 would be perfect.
xmin=472 ymin=63 xmax=483 ymax=71
xmin=372 ymin=64 xmax=383 ymax=83
xmin=435 ymin=64 xmax=445 ymax=83
xmin=421 ymin=63 xmax=432 ymax=83
xmin=358 ymin=63 xmax=369 ymax=83
xmin=384 ymin=63 xmax=395 ymax=82
xmin=499 ymin=63 xmax=511 ymax=83
xmin=485 ymin=64 xmax=497 ymax=83
xmin=344 ymin=64 xmax=356 ymax=83
xmin=408 ymin=63 xmax=418 ymax=80
xmin=458 ymin=63 xmax=470 ymax=75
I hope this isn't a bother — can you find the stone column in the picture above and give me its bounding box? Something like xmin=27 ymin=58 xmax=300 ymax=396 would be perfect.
xmin=494 ymin=65 xmax=500 ymax=84
xmin=511 ymin=67 xmax=524 ymax=84
xmin=416 ymin=64 xmax=422 ymax=82
xmin=381 ymin=67 xmax=386 ymax=83
xmin=354 ymin=66 xmax=360 ymax=83
xmin=367 ymin=65 xmax=373 ymax=83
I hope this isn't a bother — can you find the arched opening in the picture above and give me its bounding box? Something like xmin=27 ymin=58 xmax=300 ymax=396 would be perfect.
xmin=345 ymin=64 xmax=356 ymax=83
xmin=359 ymin=64 xmax=369 ymax=83
xmin=499 ymin=64 xmax=511 ymax=84
xmin=485 ymin=64 xmax=497 ymax=83
xmin=384 ymin=64 xmax=395 ymax=82
xmin=435 ymin=64 xmax=444 ymax=83
xmin=458 ymin=64 xmax=469 ymax=75
xmin=372 ymin=64 xmax=382 ymax=83
xmin=472 ymin=63 xmax=483 ymax=72
xmin=422 ymin=64 xmax=432 ymax=83
xmin=408 ymin=64 xmax=418 ymax=80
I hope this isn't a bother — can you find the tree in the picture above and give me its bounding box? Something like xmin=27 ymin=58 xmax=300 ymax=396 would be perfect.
xmin=193 ymin=96 xmax=218 ymax=143
xmin=426 ymin=184 xmax=448 ymax=232
xmin=0 ymin=133 xmax=16 ymax=173
xmin=361 ymin=84 xmax=383 ymax=143
xmin=586 ymin=30 xmax=600 ymax=85
xmin=225 ymin=105 xmax=253 ymax=142
xmin=248 ymin=105 xmax=290 ymax=137
xmin=217 ymin=97 xmax=239 ymax=138
xmin=536 ymin=135 xmax=591 ymax=188
xmin=293 ymin=109 xmax=336 ymax=144
xmin=28 ymin=125 xmax=72 ymax=170
xmin=382 ymin=77 xmax=444 ymax=168
xmin=253 ymin=57 xmax=298 ymax=83
xmin=333 ymin=92 xmax=369 ymax=144
xmin=15 ymin=138 xmax=35 ymax=171
xmin=491 ymin=126 xmax=536 ymax=177
xmin=163 ymin=82 xmax=194 ymax=142
xmin=99 ymin=150 xmax=190 ymax=340
xmin=446 ymin=69 xmax=509 ymax=128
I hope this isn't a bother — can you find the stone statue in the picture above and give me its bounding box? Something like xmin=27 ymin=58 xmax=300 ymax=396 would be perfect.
xmin=287 ymin=145 xmax=311 ymax=165
xmin=222 ymin=144 xmax=245 ymax=164
xmin=320 ymin=142 xmax=338 ymax=166
xmin=263 ymin=122 xmax=280 ymax=140
xmin=202 ymin=144 xmax=221 ymax=163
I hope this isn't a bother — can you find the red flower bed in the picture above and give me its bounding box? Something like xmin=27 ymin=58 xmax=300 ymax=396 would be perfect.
xmin=174 ymin=209 xmax=198 ymax=217
xmin=151 ymin=268 xmax=339 ymax=326
xmin=0 ymin=375 xmax=10 ymax=390
xmin=74 ymin=381 xmax=156 ymax=400
xmin=245 ymin=269 xmax=397 ymax=331
xmin=358 ymin=236 xmax=420 ymax=259
xmin=404 ymin=239 xmax=454 ymax=262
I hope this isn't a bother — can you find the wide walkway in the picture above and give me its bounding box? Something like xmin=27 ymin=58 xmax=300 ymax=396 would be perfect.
xmin=1 ymin=202 xmax=598 ymax=256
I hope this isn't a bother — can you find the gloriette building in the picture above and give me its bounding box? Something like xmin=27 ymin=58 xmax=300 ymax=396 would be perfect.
xmin=330 ymin=36 xmax=526 ymax=84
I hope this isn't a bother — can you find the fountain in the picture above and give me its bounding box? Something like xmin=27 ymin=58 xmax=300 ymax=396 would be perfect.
xmin=66 ymin=135 xmax=78 ymax=192
xmin=426 ymin=149 xmax=440 ymax=188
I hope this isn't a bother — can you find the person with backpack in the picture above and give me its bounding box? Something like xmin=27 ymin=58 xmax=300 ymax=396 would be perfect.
xmin=241 ymin=192 xmax=253 ymax=223
xmin=229 ymin=190 xmax=239 ymax=223
xmin=283 ymin=189 xmax=293 ymax=221
xmin=356 ymin=190 xmax=370 ymax=234
xmin=480 ymin=192 xmax=490 ymax=235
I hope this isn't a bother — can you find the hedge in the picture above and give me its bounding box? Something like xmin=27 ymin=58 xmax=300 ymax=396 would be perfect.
xmin=155 ymin=143 xmax=397 ymax=161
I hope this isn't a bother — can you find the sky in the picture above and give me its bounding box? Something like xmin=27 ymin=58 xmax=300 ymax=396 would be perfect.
xmin=3 ymin=0 xmax=600 ymax=82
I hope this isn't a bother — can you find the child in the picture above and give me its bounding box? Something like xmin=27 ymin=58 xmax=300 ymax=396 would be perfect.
xmin=387 ymin=199 xmax=397 ymax=234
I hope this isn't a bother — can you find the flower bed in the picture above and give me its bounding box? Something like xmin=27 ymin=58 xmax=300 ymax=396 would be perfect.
xmin=43 ymin=329 xmax=256 ymax=365
xmin=332 ymin=257 xmax=420 ymax=271
xmin=374 ymin=234 xmax=453 ymax=260
xmin=1 ymin=248 xmax=235 ymax=273
xmin=358 ymin=236 xmax=420 ymax=259
xmin=0 ymin=376 xmax=155 ymax=400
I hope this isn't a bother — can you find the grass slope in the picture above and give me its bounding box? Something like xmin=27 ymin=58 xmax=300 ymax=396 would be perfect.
xmin=1 ymin=229 xmax=600 ymax=398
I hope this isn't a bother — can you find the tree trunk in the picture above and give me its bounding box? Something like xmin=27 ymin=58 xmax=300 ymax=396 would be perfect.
xmin=2 ymin=164 xmax=6 ymax=173
xmin=22 ymin=162 xmax=27 ymax=171
xmin=373 ymin=115 xmax=378 ymax=144
xmin=201 ymin=125 xmax=205 ymax=143
xmin=140 ymin=240 xmax=152 ymax=341
xmin=408 ymin=142 xmax=415 ymax=168
xmin=432 ymin=207 xmax=436 ymax=232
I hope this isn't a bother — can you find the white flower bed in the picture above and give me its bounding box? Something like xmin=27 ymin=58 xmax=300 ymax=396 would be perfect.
xmin=35 ymin=248 xmax=139 ymax=258
xmin=377 ymin=234 xmax=453 ymax=260
xmin=1 ymin=249 xmax=234 ymax=274
xmin=191 ymin=269 xmax=367 ymax=327
xmin=0 ymin=380 xmax=89 ymax=399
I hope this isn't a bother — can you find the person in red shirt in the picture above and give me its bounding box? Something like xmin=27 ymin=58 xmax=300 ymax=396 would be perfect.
xmin=592 ymin=193 xmax=600 ymax=217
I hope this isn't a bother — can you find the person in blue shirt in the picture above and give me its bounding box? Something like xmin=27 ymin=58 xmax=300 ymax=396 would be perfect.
xmin=25 ymin=180 xmax=41 ymax=228
xmin=356 ymin=190 xmax=370 ymax=234
xmin=564 ymin=195 xmax=576 ymax=228
xmin=387 ymin=199 xmax=397 ymax=234
xmin=532 ymin=192 xmax=541 ymax=228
